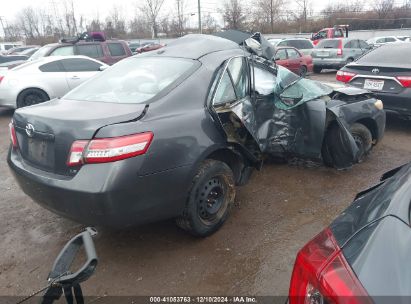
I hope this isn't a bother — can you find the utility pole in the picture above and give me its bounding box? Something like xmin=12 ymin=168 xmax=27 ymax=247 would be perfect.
xmin=0 ymin=16 xmax=8 ymax=40
xmin=198 ymin=0 xmax=202 ymax=34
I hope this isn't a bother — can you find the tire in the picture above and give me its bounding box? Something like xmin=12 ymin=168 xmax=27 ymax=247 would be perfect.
xmin=313 ymin=66 xmax=322 ymax=73
xmin=176 ymin=159 xmax=235 ymax=237
xmin=322 ymin=123 xmax=372 ymax=167
xmin=350 ymin=123 xmax=373 ymax=162
xmin=346 ymin=57 xmax=354 ymax=65
xmin=299 ymin=66 xmax=307 ymax=77
xmin=17 ymin=88 xmax=49 ymax=108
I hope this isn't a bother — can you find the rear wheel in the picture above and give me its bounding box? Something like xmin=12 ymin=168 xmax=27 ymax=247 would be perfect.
xmin=176 ymin=160 xmax=235 ymax=237
xmin=346 ymin=57 xmax=354 ymax=65
xmin=299 ymin=65 xmax=307 ymax=77
xmin=17 ymin=88 xmax=49 ymax=108
xmin=313 ymin=66 xmax=322 ymax=73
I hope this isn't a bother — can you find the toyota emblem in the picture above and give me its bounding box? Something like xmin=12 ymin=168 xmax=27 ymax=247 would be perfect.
xmin=25 ymin=123 xmax=35 ymax=137
xmin=372 ymin=68 xmax=380 ymax=74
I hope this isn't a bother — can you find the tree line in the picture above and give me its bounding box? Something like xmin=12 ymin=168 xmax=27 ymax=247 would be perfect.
xmin=1 ymin=0 xmax=411 ymax=45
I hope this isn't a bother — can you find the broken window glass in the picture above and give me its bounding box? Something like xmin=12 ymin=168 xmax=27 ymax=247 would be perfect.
xmin=213 ymin=70 xmax=237 ymax=105
xmin=274 ymin=66 xmax=333 ymax=109
xmin=228 ymin=57 xmax=249 ymax=99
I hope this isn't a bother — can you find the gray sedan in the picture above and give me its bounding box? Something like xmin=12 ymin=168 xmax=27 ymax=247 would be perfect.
xmin=312 ymin=38 xmax=371 ymax=73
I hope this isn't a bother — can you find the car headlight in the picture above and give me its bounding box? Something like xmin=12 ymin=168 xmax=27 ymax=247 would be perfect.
xmin=374 ymin=99 xmax=383 ymax=110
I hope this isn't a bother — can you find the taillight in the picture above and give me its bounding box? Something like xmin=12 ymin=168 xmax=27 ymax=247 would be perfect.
xmin=67 ymin=140 xmax=88 ymax=166
xmin=289 ymin=228 xmax=371 ymax=304
xmin=396 ymin=76 xmax=411 ymax=88
xmin=336 ymin=70 xmax=356 ymax=83
xmin=0 ymin=75 xmax=4 ymax=84
xmin=336 ymin=40 xmax=343 ymax=56
xmin=67 ymin=132 xmax=153 ymax=167
xmin=9 ymin=121 xmax=18 ymax=149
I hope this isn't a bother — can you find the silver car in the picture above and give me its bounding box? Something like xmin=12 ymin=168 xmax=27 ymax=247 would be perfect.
xmin=275 ymin=38 xmax=314 ymax=56
xmin=0 ymin=56 xmax=107 ymax=108
xmin=367 ymin=36 xmax=403 ymax=47
xmin=312 ymin=38 xmax=371 ymax=73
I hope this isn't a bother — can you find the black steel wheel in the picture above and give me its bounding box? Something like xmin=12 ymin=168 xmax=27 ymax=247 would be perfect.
xmin=350 ymin=123 xmax=373 ymax=162
xmin=313 ymin=66 xmax=322 ymax=73
xmin=176 ymin=159 xmax=235 ymax=237
xmin=299 ymin=65 xmax=308 ymax=77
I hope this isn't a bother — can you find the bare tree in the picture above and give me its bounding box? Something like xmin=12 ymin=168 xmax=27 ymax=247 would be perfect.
xmin=254 ymin=0 xmax=283 ymax=33
xmin=175 ymin=0 xmax=187 ymax=37
xmin=139 ymin=0 xmax=166 ymax=38
xmin=222 ymin=0 xmax=247 ymax=30
xmin=373 ymin=0 xmax=394 ymax=19
xmin=202 ymin=14 xmax=218 ymax=34
xmin=295 ymin=0 xmax=311 ymax=32
xmin=105 ymin=6 xmax=126 ymax=38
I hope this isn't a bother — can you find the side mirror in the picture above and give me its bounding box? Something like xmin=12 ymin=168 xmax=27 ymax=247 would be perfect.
xmin=47 ymin=227 xmax=98 ymax=285
xmin=99 ymin=65 xmax=108 ymax=71
xmin=279 ymin=92 xmax=303 ymax=107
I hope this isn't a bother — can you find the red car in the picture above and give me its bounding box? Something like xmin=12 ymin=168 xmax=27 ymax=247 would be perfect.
xmin=273 ymin=46 xmax=313 ymax=77
xmin=311 ymin=25 xmax=349 ymax=45
xmin=136 ymin=43 xmax=164 ymax=54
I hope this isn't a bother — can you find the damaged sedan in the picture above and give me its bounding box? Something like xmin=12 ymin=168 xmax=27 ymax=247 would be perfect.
xmin=8 ymin=34 xmax=385 ymax=236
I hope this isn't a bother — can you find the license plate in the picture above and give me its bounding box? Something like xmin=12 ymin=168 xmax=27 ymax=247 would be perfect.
xmin=317 ymin=52 xmax=329 ymax=57
xmin=28 ymin=138 xmax=48 ymax=165
xmin=364 ymin=79 xmax=384 ymax=91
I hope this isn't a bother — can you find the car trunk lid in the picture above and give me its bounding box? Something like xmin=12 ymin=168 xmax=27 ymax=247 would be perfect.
xmin=13 ymin=98 xmax=147 ymax=176
xmin=345 ymin=64 xmax=411 ymax=94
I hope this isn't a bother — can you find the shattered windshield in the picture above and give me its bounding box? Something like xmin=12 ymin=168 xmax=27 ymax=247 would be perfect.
xmin=274 ymin=66 xmax=333 ymax=109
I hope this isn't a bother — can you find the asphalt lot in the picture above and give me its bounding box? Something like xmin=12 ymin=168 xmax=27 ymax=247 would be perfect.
xmin=1 ymin=70 xmax=411 ymax=298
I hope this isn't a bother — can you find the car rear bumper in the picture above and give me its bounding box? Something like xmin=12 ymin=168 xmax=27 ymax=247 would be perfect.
xmin=0 ymin=88 xmax=17 ymax=108
xmin=313 ymin=58 xmax=346 ymax=69
xmin=348 ymin=84 xmax=411 ymax=117
xmin=8 ymin=148 xmax=192 ymax=228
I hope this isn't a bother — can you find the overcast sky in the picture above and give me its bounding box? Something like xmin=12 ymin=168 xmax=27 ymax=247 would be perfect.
xmin=0 ymin=0 xmax=335 ymax=26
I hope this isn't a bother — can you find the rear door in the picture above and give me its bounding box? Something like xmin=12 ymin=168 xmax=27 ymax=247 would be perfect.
xmin=106 ymin=42 xmax=129 ymax=64
xmin=37 ymin=60 xmax=70 ymax=98
xmin=274 ymin=49 xmax=290 ymax=70
xmin=76 ymin=44 xmax=105 ymax=62
xmin=60 ymin=58 xmax=103 ymax=90
xmin=211 ymin=56 xmax=262 ymax=161
xmin=286 ymin=48 xmax=302 ymax=74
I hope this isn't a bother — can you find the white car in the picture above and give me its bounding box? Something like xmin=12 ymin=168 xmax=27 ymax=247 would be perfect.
xmin=366 ymin=36 xmax=403 ymax=47
xmin=0 ymin=56 xmax=107 ymax=108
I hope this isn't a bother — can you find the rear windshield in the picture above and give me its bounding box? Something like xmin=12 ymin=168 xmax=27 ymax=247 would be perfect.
xmin=356 ymin=43 xmax=411 ymax=65
xmin=64 ymin=57 xmax=196 ymax=104
xmin=317 ymin=40 xmax=341 ymax=49
xmin=30 ymin=45 xmax=54 ymax=60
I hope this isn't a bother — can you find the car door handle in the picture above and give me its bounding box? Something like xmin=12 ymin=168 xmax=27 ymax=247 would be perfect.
xmin=71 ymin=76 xmax=80 ymax=80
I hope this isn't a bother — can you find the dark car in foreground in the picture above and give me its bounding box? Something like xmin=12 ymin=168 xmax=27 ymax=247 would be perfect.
xmin=337 ymin=43 xmax=411 ymax=118
xmin=289 ymin=163 xmax=411 ymax=303
xmin=8 ymin=34 xmax=385 ymax=236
